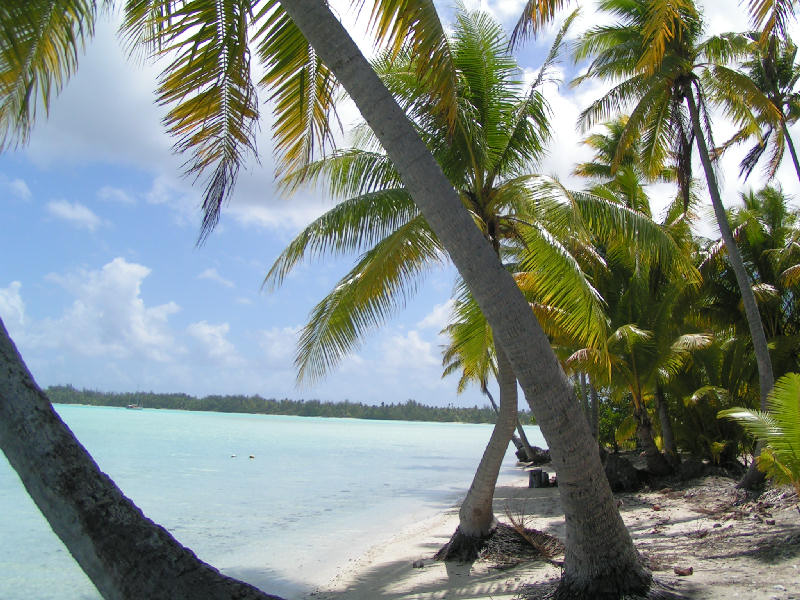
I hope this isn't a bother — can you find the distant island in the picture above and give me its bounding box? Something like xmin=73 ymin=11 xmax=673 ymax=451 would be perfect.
xmin=46 ymin=385 xmax=533 ymax=425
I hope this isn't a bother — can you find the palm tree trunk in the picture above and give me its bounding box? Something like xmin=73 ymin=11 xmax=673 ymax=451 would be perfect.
xmin=0 ymin=319 xmax=281 ymax=600
xmin=654 ymin=386 xmax=679 ymax=467
xmin=280 ymin=1 xmax=651 ymax=595
xmin=685 ymin=84 xmax=773 ymax=489
xmin=578 ymin=372 xmax=591 ymax=428
xmin=482 ymin=383 xmax=533 ymax=460
xmin=589 ymin=382 xmax=600 ymax=441
xmin=437 ymin=338 xmax=518 ymax=560
xmin=780 ymin=120 xmax=800 ymax=183
xmin=633 ymin=401 xmax=672 ymax=476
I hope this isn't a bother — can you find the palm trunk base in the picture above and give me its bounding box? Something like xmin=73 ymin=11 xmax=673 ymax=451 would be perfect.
xmin=434 ymin=525 xmax=493 ymax=562
xmin=552 ymin=576 xmax=687 ymax=600
xmin=552 ymin=565 xmax=686 ymax=600
xmin=737 ymin=460 xmax=766 ymax=491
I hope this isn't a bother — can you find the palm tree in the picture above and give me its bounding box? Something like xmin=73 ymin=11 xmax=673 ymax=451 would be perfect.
xmin=267 ymin=9 xmax=613 ymax=559
xmin=719 ymin=372 xmax=800 ymax=494
xmin=574 ymin=0 xmax=780 ymax=489
xmin=711 ymin=32 xmax=800 ymax=181
xmin=0 ymin=319 xmax=283 ymax=600
xmin=0 ymin=0 xmax=659 ymax=596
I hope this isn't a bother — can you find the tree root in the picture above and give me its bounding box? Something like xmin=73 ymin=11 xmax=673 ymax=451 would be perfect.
xmin=434 ymin=522 xmax=563 ymax=565
xmin=519 ymin=576 xmax=689 ymax=599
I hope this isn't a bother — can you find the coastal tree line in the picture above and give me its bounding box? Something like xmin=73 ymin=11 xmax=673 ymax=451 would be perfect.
xmin=1 ymin=0 xmax=799 ymax=599
xmin=46 ymin=385 xmax=517 ymax=424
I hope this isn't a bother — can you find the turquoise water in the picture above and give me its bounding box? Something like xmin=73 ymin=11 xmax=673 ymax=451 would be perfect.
xmin=0 ymin=405 xmax=544 ymax=599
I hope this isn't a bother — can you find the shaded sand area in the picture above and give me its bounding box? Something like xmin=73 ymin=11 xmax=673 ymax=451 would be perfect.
xmin=307 ymin=475 xmax=800 ymax=599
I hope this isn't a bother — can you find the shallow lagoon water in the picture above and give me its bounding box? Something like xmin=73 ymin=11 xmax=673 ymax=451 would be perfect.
xmin=0 ymin=404 xmax=544 ymax=599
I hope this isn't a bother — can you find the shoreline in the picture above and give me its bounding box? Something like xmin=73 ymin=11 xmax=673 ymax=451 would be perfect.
xmin=306 ymin=474 xmax=800 ymax=600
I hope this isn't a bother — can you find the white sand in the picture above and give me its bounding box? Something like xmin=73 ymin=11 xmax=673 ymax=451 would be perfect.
xmin=306 ymin=474 xmax=800 ymax=600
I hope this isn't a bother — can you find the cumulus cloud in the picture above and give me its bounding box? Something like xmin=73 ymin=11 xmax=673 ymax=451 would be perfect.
xmin=46 ymin=200 xmax=104 ymax=231
xmin=381 ymin=330 xmax=440 ymax=370
xmin=38 ymin=257 xmax=181 ymax=362
xmin=416 ymin=299 xmax=455 ymax=331
xmin=186 ymin=320 xmax=241 ymax=365
xmin=98 ymin=185 xmax=135 ymax=204
xmin=1 ymin=174 xmax=32 ymax=201
xmin=259 ymin=326 xmax=301 ymax=365
xmin=198 ymin=267 xmax=235 ymax=288
xmin=0 ymin=281 xmax=26 ymax=339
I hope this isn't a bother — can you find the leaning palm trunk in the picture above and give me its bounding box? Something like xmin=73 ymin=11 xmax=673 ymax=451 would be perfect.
xmin=781 ymin=120 xmax=800 ymax=183
xmin=483 ymin=383 xmax=535 ymax=461
xmin=685 ymin=85 xmax=774 ymax=489
xmin=0 ymin=319 xmax=281 ymax=600
xmin=436 ymin=339 xmax=518 ymax=561
xmin=280 ymin=1 xmax=651 ymax=595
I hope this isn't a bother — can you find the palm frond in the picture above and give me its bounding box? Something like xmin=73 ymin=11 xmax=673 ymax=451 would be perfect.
xmin=510 ymin=0 xmax=573 ymax=49
xmin=264 ymin=188 xmax=420 ymax=290
xmin=637 ymin=0 xmax=697 ymax=76
xmin=366 ymin=0 xmax=458 ymax=130
xmin=0 ymin=0 xmax=97 ymax=148
xmin=295 ymin=215 xmax=445 ymax=383
xmin=141 ymin=0 xmax=259 ymax=243
xmin=254 ymin=1 xmax=339 ymax=181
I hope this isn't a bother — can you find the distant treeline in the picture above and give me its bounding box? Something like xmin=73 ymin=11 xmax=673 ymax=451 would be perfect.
xmin=46 ymin=385 xmax=533 ymax=424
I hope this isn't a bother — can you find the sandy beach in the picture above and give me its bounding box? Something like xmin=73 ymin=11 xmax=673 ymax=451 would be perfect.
xmin=307 ymin=472 xmax=800 ymax=600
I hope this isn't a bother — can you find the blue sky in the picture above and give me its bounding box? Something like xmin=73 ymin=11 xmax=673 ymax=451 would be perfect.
xmin=1 ymin=0 xmax=798 ymax=407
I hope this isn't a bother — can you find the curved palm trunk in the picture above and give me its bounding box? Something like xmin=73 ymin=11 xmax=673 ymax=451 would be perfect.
xmin=685 ymin=86 xmax=774 ymax=489
xmin=437 ymin=339 xmax=518 ymax=560
xmin=780 ymin=120 xmax=800 ymax=183
xmin=281 ymin=2 xmax=651 ymax=595
xmin=0 ymin=319 xmax=281 ymax=600
xmin=484 ymin=384 xmax=535 ymax=461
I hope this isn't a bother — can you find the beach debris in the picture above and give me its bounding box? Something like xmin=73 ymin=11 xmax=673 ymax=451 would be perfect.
xmin=674 ymin=566 xmax=693 ymax=576
xmin=766 ymin=519 xmax=776 ymax=525
xmin=412 ymin=560 xmax=424 ymax=568
xmin=652 ymin=504 xmax=662 ymax=511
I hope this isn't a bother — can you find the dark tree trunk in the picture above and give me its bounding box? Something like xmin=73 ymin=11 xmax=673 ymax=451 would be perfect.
xmin=279 ymin=2 xmax=652 ymax=595
xmin=781 ymin=120 xmax=800 ymax=183
xmin=634 ymin=403 xmax=673 ymax=476
xmin=437 ymin=338 xmax=518 ymax=561
xmin=0 ymin=319 xmax=282 ymax=600
xmin=685 ymin=84 xmax=772 ymax=490
xmin=589 ymin=383 xmax=600 ymax=441
xmin=654 ymin=387 xmax=679 ymax=468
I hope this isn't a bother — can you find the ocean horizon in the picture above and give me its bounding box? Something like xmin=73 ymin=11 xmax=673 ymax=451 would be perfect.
xmin=0 ymin=404 xmax=545 ymax=599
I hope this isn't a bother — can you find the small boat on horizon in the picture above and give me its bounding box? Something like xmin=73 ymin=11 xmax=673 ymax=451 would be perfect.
xmin=126 ymin=401 xmax=143 ymax=410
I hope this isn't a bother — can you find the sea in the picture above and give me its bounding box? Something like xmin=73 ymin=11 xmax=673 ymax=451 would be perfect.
xmin=0 ymin=404 xmax=545 ymax=600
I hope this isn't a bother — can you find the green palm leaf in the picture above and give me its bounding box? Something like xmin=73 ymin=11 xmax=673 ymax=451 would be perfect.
xmin=295 ymin=215 xmax=444 ymax=383
xmin=264 ymin=188 xmax=419 ymax=290
xmin=124 ymin=0 xmax=260 ymax=242
xmin=0 ymin=0 xmax=97 ymax=149
xmin=719 ymin=372 xmax=800 ymax=490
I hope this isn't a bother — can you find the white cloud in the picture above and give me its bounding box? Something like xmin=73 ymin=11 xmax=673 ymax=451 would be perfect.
xmin=46 ymin=200 xmax=103 ymax=231
xmin=37 ymin=257 xmax=181 ymax=362
xmin=186 ymin=320 xmax=241 ymax=365
xmin=98 ymin=185 xmax=135 ymax=204
xmin=416 ymin=299 xmax=454 ymax=331
xmin=198 ymin=268 xmax=235 ymax=288
xmin=1 ymin=175 xmax=32 ymax=201
xmin=259 ymin=326 xmax=301 ymax=365
xmin=0 ymin=281 xmax=26 ymax=338
xmin=381 ymin=330 xmax=440 ymax=370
